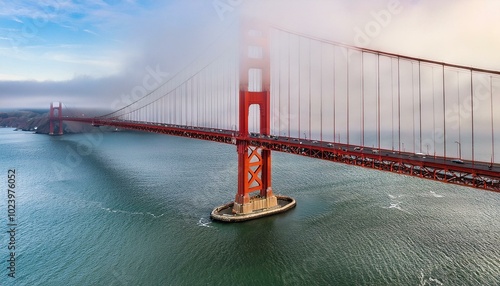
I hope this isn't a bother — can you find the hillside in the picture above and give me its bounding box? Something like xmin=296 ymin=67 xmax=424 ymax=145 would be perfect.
xmin=0 ymin=110 xmax=113 ymax=134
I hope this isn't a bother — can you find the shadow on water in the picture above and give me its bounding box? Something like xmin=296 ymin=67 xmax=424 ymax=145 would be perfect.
xmin=48 ymin=133 xmax=181 ymax=217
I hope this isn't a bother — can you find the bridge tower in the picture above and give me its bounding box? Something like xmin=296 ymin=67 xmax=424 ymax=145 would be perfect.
xmin=49 ymin=102 xmax=63 ymax=135
xmin=232 ymin=20 xmax=278 ymax=214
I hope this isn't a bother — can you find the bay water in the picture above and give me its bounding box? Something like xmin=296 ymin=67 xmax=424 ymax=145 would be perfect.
xmin=1 ymin=128 xmax=499 ymax=285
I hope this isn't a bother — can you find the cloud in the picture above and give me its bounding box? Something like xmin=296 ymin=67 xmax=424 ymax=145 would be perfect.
xmin=12 ymin=17 xmax=24 ymax=23
xmin=1 ymin=0 xmax=499 ymax=111
xmin=0 ymin=1 xmax=232 ymax=109
xmin=1 ymin=75 xmax=131 ymax=109
xmin=83 ymin=29 xmax=99 ymax=36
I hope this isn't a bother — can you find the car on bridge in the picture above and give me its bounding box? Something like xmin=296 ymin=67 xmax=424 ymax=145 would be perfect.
xmin=415 ymin=152 xmax=426 ymax=158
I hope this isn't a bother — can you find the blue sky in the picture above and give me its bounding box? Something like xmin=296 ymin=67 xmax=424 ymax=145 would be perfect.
xmin=0 ymin=0 xmax=230 ymax=108
xmin=0 ymin=0 xmax=169 ymax=81
xmin=1 ymin=0 xmax=499 ymax=109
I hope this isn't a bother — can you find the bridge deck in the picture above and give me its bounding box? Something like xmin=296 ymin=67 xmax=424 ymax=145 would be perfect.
xmin=57 ymin=117 xmax=500 ymax=193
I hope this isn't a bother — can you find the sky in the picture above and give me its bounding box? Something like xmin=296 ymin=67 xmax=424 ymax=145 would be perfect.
xmin=1 ymin=0 xmax=500 ymax=110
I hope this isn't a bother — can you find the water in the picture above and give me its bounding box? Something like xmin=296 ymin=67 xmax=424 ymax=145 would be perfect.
xmin=1 ymin=128 xmax=499 ymax=285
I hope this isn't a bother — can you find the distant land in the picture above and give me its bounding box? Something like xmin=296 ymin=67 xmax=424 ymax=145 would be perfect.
xmin=0 ymin=110 xmax=115 ymax=134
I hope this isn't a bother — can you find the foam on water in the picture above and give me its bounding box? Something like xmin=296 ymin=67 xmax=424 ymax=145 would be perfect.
xmin=101 ymin=207 xmax=165 ymax=218
xmin=430 ymin=191 xmax=444 ymax=198
xmin=419 ymin=270 xmax=444 ymax=286
xmin=384 ymin=194 xmax=412 ymax=214
xmin=197 ymin=217 xmax=212 ymax=228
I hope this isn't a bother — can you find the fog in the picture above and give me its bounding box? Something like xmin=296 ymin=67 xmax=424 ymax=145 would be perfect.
xmin=1 ymin=0 xmax=499 ymax=112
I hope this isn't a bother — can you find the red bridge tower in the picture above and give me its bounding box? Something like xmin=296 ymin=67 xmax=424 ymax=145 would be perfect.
xmin=211 ymin=19 xmax=296 ymax=221
xmin=232 ymin=20 xmax=277 ymax=214
xmin=49 ymin=102 xmax=63 ymax=135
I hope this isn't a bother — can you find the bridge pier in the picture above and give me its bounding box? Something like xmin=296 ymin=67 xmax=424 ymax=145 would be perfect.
xmin=49 ymin=102 xmax=63 ymax=135
xmin=232 ymin=90 xmax=278 ymax=214
xmin=211 ymin=20 xmax=295 ymax=222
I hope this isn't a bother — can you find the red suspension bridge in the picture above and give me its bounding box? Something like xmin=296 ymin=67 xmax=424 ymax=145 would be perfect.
xmin=49 ymin=20 xmax=500 ymax=220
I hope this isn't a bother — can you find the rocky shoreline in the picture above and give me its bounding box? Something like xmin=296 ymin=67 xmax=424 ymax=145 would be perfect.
xmin=0 ymin=110 xmax=113 ymax=134
xmin=0 ymin=111 xmax=50 ymax=133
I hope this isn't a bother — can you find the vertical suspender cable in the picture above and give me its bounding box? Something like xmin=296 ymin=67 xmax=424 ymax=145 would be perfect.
xmin=176 ymin=82 xmax=179 ymax=125
xmin=391 ymin=59 xmax=394 ymax=150
xmin=419 ymin=62 xmax=422 ymax=153
xmin=457 ymin=71 xmax=461 ymax=157
xmin=203 ymin=71 xmax=206 ymax=126
xmin=288 ymin=33 xmax=291 ymax=138
xmin=432 ymin=68 xmax=436 ymax=157
xmin=397 ymin=57 xmax=401 ymax=153
xmin=221 ymin=57 xmax=225 ymax=129
xmin=277 ymin=30 xmax=281 ymax=136
xmin=216 ymin=60 xmax=219 ymax=129
xmin=412 ymin=63 xmax=415 ymax=153
xmin=309 ymin=39 xmax=312 ymax=140
xmin=298 ymin=37 xmax=301 ymax=139
xmin=180 ymin=83 xmax=183 ymax=125
xmin=233 ymin=51 xmax=237 ymax=131
xmin=361 ymin=52 xmax=365 ymax=146
xmin=208 ymin=65 xmax=211 ymax=127
xmin=377 ymin=54 xmax=381 ymax=150
xmin=491 ymin=76 xmax=495 ymax=165
xmin=320 ymin=43 xmax=323 ymax=143
xmin=347 ymin=48 xmax=350 ymax=145
xmin=235 ymin=50 xmax=238 ymax=131
xmin=212 ymin=64 xmax=215 ymax=128
xmin=333 ymin=46 xmax=336 ymax=142
xmin=442 ymin=65 xmax=446 ymax=159
xmin=173 ymin=84 xmax=177 ymax=124
xmin=471 ymin=70 xmax=474 ymax=164
xmin=229 ymin=55 xmax=233 ymax=130
xmin=198 ymin=71 xmax=201 ymax=127
xmin=224 ymin=56 xmax=227 ymax=129
xmin=184 ymin=82 xmax=187 ymax=126
xmin=226 ymin=54 xmax=230 ymax=129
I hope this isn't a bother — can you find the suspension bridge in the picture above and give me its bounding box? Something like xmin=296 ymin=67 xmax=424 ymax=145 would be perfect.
xmin=48 ymin=20 xmax=500 ymax=221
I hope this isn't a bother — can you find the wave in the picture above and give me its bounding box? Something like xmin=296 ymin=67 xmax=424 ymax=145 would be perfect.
xmin=384 ymin=194 xmax=412 ymax=214
xmin=429 ymin=191 xmax=444 ymax=198
xmin=197 ymin=217 xmax=213 ymax=228
xmin=101 ymin=207 xmax=165 ymax=218
xmin=419 ymin=270 xmax=444 ymax=286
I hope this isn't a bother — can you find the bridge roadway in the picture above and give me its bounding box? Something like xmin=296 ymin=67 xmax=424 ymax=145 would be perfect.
xmin=60 ymin=116 xmax=500 ymax=192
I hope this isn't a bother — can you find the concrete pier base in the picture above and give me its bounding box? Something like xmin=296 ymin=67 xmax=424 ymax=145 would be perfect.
xmin=232 ymin=195 xmax=278 ymax=214
xmin=210 ymin=195 xmax=296 ymax=222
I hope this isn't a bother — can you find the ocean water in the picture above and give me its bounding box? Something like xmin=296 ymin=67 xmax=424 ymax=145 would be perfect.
xmin=1 ymin=128 xmax=499 ymax=285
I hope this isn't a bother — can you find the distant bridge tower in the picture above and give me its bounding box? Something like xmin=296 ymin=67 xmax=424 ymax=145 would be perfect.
xmin=49 ymin=102 xmax=63 ymax=135
xmin=232 ymin=19 xmax=278 ymax=214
